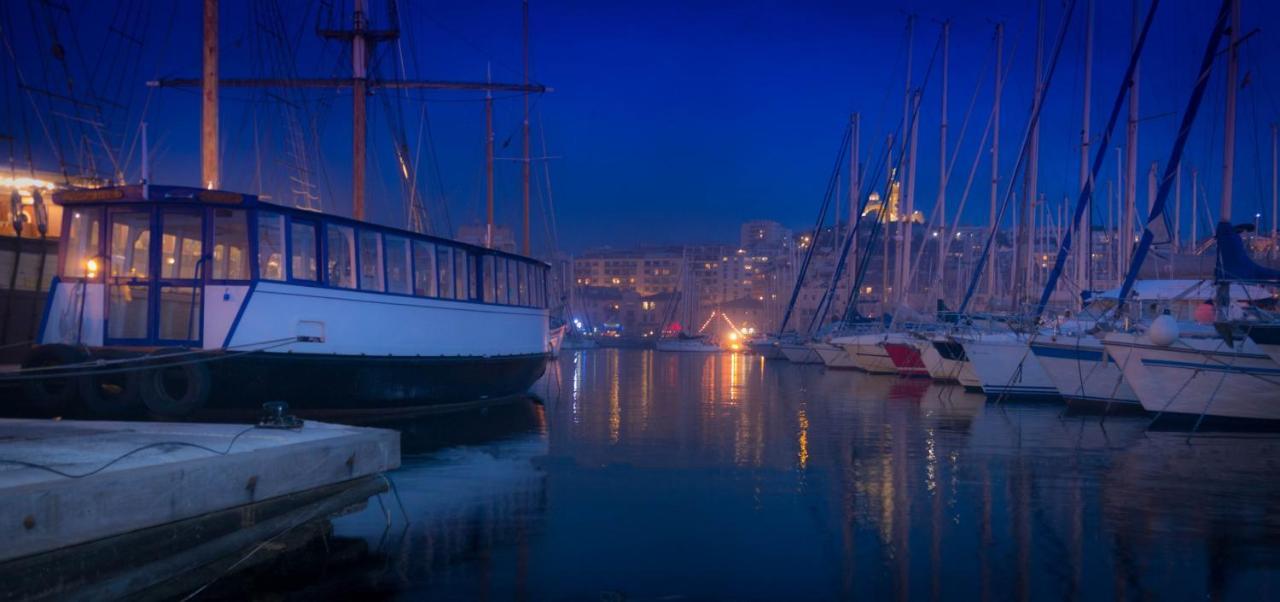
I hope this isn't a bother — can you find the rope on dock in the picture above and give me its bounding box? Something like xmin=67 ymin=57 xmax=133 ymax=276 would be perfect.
xmin=0 ymin=424 xmax=257 ymax=479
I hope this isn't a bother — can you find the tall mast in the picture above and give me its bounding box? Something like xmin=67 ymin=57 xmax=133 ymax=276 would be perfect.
xmin=987 ymin=23 xmax=1003 ymax=302
xmin=485 ymin=65 xmax=495 ymax=248
xmin=1191 ymin=167 xmax=1199 ymax=247
xmin=903 ymin=91 xmax=920 ymax=304
xmin=1221 ymin=0 xmax=1239 ymax=222
xmin=1175 ymin=163 xmax=1182 ymax=251
xmin=351 ymin=0 xmax=370 ymax=219
xmin=1016 ymin=0 xmax=1045 ymax=310
xmin=898 ymin=16 xmax=915 ymax=306
xmin=850 ymin=112 xmax=860 ymax=304
xmin=521 ymin=0 xmax=532 ymax=255
xmin=201 ymin=0 xmax=218 ymax=189
xmin=937 ymin=20 xmax=950 ymax=298
xmin=1123 ymin=0 xmax=1141 ymax=275
xmin=1076 ymin=0 xmax=1093 ymax=300
xmin=1272 ymin=123 xmax=1278 ymax=250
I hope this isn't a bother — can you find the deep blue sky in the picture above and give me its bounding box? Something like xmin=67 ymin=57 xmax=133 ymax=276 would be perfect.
xmin=5 ymin=0 xmax=1279 ymax=253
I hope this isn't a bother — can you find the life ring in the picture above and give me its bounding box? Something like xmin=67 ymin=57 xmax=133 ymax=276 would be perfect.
xmin=79 ymin=362 xmax=144 ymax=418
xmin=20 ymin=344 xmax=88 ymax=415
xmin=139 ymin=348 xmax=212 ymax=418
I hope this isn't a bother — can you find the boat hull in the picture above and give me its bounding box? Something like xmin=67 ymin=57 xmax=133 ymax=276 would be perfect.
xmin=1103 ymin=333 xmax=1280 ymax=421
xmin=813 ymin=341 xmax=858 ymax=369
xmin=1029 ymin=335 xmax=1140 ymax=409
xmin=962 ymin=336 xmax=1060 ymax=400
xmin=779 ymin=342 xmax=822 ymax=364
xmin=833 ymin=335 xmax=897 ymax=374
xmin=920 ymin=338 xmax=981 ymax=390
xmin=882 ymin=341 xmax=930 ymax=377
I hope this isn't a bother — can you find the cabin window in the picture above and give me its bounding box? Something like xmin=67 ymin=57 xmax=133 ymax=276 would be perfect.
xmin=358 ymin=230 xmax=384 ymax=292
xmin=63 ymin=207 xmax=102 ymax=279
xmin=158 ymin=286 xmax=201 ymax=341
xmin=437 ymin=246 xmax=455 ymax=299
xmin=507 ymin=258 xmax=519 ymax=305
xmin=385 ymin=235 xmax=411 ymax=295
xmin=109 ymin=209 xmax=151 ymax=278
xmin=517 ymin=262 xmax=529 ymax=306
xmin=482 ymin=256 xmax=496 ymax=302
xmin=161 ymin=211 xmax=203 ymax=279
xmin=290 ymin=221 xmax=318 ymax=281
xmin=257 ymin=212 xmax=286 ymax=281
xmin=454 ymin=249 xmax=468 ymax=300
xmin=412 ymin=240 xmax=437 ymax=297
xmin=494 ymin=258 xmax=507 ymax=303
xmin=211 ymin=209 xmax=249 ymax=280
xmin=468 ymin=254 xmax=478 ymax=300
xmin=533 ymin=266 xmax=544 ymax=307
xmin=326 ymin=225 xmax=356 ymax=289
xmin=108 ymin=285 xmax=149 ymax=339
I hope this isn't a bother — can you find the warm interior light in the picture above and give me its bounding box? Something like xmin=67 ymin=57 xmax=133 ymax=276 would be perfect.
xmin=85 ymin=258 xmax=99 ymax=276
xmin=727 ymin=331 xmax=739 ymax=341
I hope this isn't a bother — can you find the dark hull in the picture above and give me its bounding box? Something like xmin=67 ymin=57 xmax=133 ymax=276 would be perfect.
xmin=205 ymin=351 xmax=550 ymax=412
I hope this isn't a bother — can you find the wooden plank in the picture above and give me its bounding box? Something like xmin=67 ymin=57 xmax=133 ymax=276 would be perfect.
xmin=0 ymin=419 xmax=399 ymax=562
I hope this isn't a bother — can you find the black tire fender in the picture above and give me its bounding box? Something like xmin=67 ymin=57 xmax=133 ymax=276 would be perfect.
xmin=20 ymin=344 xmax=88 ymax=414
xmin=79 ymin=362 xmax=144 ymax=419
xmin=139 ymin=348 xmax=212 ymax=418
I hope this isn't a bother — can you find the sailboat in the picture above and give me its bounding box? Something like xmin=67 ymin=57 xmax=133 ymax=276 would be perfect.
xmin=20 ymin=2 xmax=552 ymax=418
xmin=1100 ymin=0 xmax=1280 ymax=422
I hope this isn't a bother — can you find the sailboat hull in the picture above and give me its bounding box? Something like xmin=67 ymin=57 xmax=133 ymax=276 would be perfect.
xmin=962 ymin=336 xmax=1060 ymax=400
xmin=779 ymin=342 xmax=822 ymax=363
xmin=1103 ymin=333 xmax=1280 ymax=421
xmin=882 ymin=340 xmax=930 ymax=377
xmin=833 ymin=334 xmax=897 ymax=374
xmin=813 ymin=341 xmax=858 ymax=369
xmin=920 ymin=337 xmax=982 ymax=390
xmin=1029 ymin=335 xmax=1141 ymax=410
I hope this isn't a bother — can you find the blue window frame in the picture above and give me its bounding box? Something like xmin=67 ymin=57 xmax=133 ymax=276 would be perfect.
xmin=359 ymin=230 xmax=384 ymax=292
xmin=437 ymin=246 xmax=454 ymax=299
xmin=413 ymin=239 xmax=436 ymax=297
xmin=385 ymin=235 xmax=412 ymax=295
xmin=257 ymin=212 xmax=286 ymax=281
xmin=326 ymin=224 xmax=356 ymax=289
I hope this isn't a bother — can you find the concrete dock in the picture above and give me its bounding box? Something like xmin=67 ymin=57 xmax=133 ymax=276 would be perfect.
xmin=0 ymin=418 xmax=400 ymax=600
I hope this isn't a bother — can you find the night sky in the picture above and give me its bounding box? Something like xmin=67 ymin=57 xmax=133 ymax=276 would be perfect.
xmin=4 ymin=0 xmax=1279 ymax=253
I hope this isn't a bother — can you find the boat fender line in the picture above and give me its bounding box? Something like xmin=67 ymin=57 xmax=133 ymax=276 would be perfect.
xmin=20 ymin=344 xmax=88 ymax=413
xmin=140 ymin=348 xmax=212 ymax=418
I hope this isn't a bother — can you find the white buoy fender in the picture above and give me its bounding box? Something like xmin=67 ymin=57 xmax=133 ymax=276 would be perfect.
xmin=1148 ymin=314 xmax=1180 ymax=346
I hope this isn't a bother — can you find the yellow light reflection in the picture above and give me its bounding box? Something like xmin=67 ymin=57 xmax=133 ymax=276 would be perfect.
xmin=797 ymin=407 xmax=809 ymax=470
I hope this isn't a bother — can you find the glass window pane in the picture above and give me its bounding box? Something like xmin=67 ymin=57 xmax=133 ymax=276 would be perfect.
xmin=483 ymin=256 xmax=496 ymax=303
xmin=518 ymin=262 xmax=529 ymax=306
xmin=326 ymin=224 xmax=356 ymax=288
xmin=454 ymin=249 xmax=467 ymax=300
xmin=212 ymin=209 xmax=249 ymax=280
xmin=359 ymin=230 xmax=384 ymax=291
xmin=161 ymin=211 xmax=203 ymax=279
xmin=158 ymin=286 xmax=202 ymax=341
xmin=507 ymin=259 xmax=518 ymax=305
xmin=63 ymin=207 xmax=102 ymax=279
xmin=109 ymin=210 xmax=150 ymax=278
xmin=290 ymin=221 xmax=318 ymax=281
xmin=437 ymin=246 xmax=454 ymax=299
xmin=413 ymin=240 xmax=436 ymax=297
xmin=468 ymin=255 xmax=478 ymax=300
xmin=385 ymin=236 xmax=411 ymax=294
xmin=108 ymin=284 xmax=148 ymax=339
xmin=257 ymin=212 xmax=285 ymax=281
xmin=494 ymin=258 xmax=507 ymax=303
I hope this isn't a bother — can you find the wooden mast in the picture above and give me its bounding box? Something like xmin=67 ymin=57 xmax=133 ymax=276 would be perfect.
xmin=522 ymin=0 xmax=532 ymax=255
xmin=485 ymin=81 xmax=495 ymax=247
xmin=352 ymin=0 xmax=369 ymax=219
xmin=201 ymin=0 xmax=218 ymax=189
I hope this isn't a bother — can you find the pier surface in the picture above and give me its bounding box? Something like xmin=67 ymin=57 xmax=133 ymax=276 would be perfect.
xmin=0 ymin=418 xmax=400 ymax=564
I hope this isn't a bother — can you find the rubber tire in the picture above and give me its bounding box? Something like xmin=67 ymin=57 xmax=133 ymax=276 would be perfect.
xmin=79 ymin=364 xmax=144 ymax=419
xmin=139 ymin=348 xmax=212 ymax=418
xmin=20 ymin=344 xmax=88 ymax=416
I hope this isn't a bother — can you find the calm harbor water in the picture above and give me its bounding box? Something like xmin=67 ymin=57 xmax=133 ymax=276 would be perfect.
xmin=231 ymin=349 xmax=1280 ymax=600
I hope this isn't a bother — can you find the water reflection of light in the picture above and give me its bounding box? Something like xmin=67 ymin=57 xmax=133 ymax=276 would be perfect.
xmin=571 ymin=354 xmax=583 ymax=424
xmin=797 ymin=406 xmax=809 ymax=470
xmin=638 ymin=350 xmax=652 ymax=432
xmin=925 ymin=428 xmax=937 ymax=494
xmin=728 ymin=351 xmax=742 ymax=404
xmin=608 ymin=350 xmax=620 ymax=444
